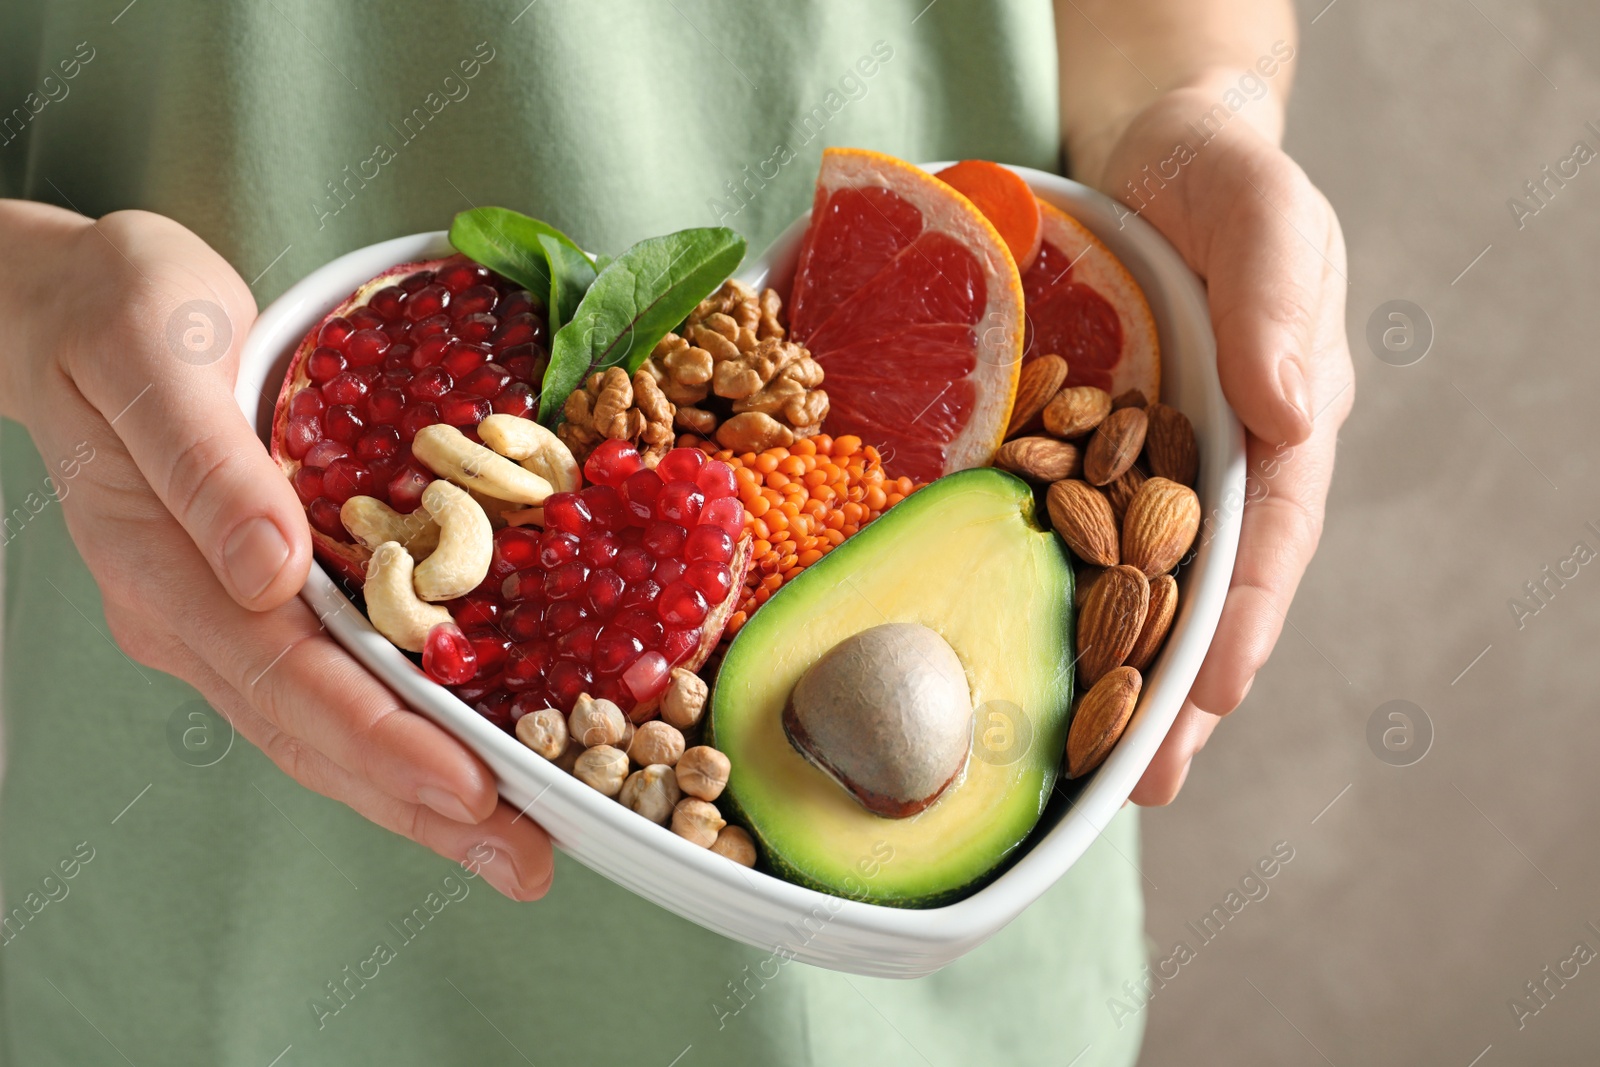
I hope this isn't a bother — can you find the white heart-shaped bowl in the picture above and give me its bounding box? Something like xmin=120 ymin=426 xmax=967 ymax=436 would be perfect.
xmin=236 ymin=164 xmax=1244 ymax=978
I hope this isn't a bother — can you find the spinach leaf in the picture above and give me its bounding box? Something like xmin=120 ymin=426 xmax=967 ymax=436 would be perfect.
xmin=447 ymin=207 xmax=596 ymax=331
xmin=537 ymin=227 xmax=746 ymax=426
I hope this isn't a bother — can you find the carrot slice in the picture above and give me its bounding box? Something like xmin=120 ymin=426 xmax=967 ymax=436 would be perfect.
xmin=934 ymin=160 xmax=1044 ymax=271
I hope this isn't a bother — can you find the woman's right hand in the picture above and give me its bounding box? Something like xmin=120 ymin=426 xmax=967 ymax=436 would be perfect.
xmin=0 ymin=201 xmax=554 ymax=900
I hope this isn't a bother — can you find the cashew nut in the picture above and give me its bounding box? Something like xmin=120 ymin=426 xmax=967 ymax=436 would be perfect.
xmin=412 ymin=480 xmax=493 ymax=602
xmin=478 ymin=414 xmax=582 ymax=494
xmin=364 ymin=541 xmax=453 ymax=652
xmin=412 ymin=423 xmax=553 ymax=505
xmin=340 ymin=496 xmax=440 ymax=560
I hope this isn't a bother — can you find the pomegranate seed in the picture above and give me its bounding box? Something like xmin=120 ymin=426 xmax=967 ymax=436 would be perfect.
xmin=307 ymin=346 xmax=345 ymax=384
xmin=459 ymin=362 xmax=512 ymax=398
xmin=356 ymin=425 xmax=400 ymax=461
xmin=345 ymin=328 xmax=391 ymax=366
xmin=456 ymin=313 xmax=498 ymax=343
xmin=422 ymin=623 xmax=478 ymax=685
xmin=655 ymin=558 xmax=688 ymax=588
xmin=498 ymin=290 xmax=535 ymax=318
xmin=642 ymin=521 xmax=686 ymax=559
xmin=696 ymin=460 xmax=737 ymax=499
xmin=412 ymin=336 xmax=450 ymax=367
xmin=619 ymin=578 xmax=662 ymax=612
xmin=396 ymin=403 xmax=440 ymax=443
xmin=492 ymin=383 xmax=536 ymax=417
xmin=658 ymin=581 xmax=708 ymax=627
xmin=621 ymin=652 xmax=670 ymax=703
xmin=442 ymin=341 xmax=488 ymax=378
xmin=579 ymin=531 xmax=620 ymax=568
xmin=493 ymin=528 xmax=542 ymax=573
xmin=405 ymin=284 xmax=450 ymax=320
xmin=291 ymin=467 xmax=324 ymax=504
xmin=501 ymin=567 xmax=546 ymax=602
xmin=657 ymin=447 xmax=706 ymax=483
xmin=318 ymin=316 xmax=355 ymax=350
xmin=504 ymin=603 xmax=544 ymax=641
xmin=587 ymin=568 xmax=625 ymax=617
xmin=438 ymin=261 xmax=489 ymax=293
xmin=322 ymin=458 xmax=372 ymax=504
xmin=399 ymin=270 xmax=436 ymax=293
xmin=657 ymin=481 xmax=705 ymax=525
xmin=451 ymin=284 xmax=497 ymax=317
xmin=366 ymin=387 xmax=406 ymax=423
xmin=593 ymin=627 xmax=645 ymax=675
xmin=489 ymin=313 xmax=539 ymax=350
xmin=505 ymin=641 xmax=554 ymax=690
xmin=684 ymin=524 xmax=734 ymax=564
xmin=388 ymin=466 xmax=431 ymax=511
xmin=453 ymin=670 xmax=505 ymax=705
xmin=464 ymin=628 xmax=511 ymax=675
xmin=500 ymin=344 xmax=546 ymax=382
xmin=303 ymin=439 xmax=351 ymax=470
xmin=474 ymin=690 xmax=514 ymax=729
xmin=584 ymin=439 xmax=644 ymax=488
xmin=548 ymin=660 xmax=594 ymax=709
xmin=663 ymin=627 xmax=698 ymax=665
xmin=539 ymin=530 xmax=581 ymax=568
xmin=368 ymin=285 xmax=405 ymax=319
xmin=621 ymin=468 xmax=664 ymax=522
xmin=308 ymin=498 xmax=348 ymax=540
xmin=579 ymin=485 xmax=625 ymax=528
xmin=407 ymin=365 xmax=453 ymax=402
xmin=284 ymin=415 xmax=320 ymax=459
xmin=509 ymin=691 xmax=551 ymax=723
xmin=616 ymin=609 xmax=666 ymax=648
xmin=348 ymin=307 xmax=384 ymax=331
xmin=438 ymin=391 xmax=491 ymax=427
xmin=544 ymin=493 xmax=592 ymax=536
xmin=322 ymin=371 xmax=369 ymax=406
xmin=700 ymin=496 xmax=746 ymax=537
xmin=545 ymin=561 xmax=590 ymax=600
xmin=615 ymin=546 xmax=654 ymax=582
xmin=455 ymin=597 xmax=501 ymax=627
xmin=543 ymin=599 xmax=588 ymax=634
xmin=412 ymin=314 xmax=452 ymax=341
xmin=557 ymin=622 xmax=599 ymax=662
xmin=324 ymin=404 xmax=365 ymax=444
xmin=289 ymin=387 xmax=325 ymax=418
xmin=382 ymin=320 xmax=411 ymax=343
xmin=685 ymin=561 xmax=733 ymax=602
xmin=384 ymin=343 xmax=414 ymax=370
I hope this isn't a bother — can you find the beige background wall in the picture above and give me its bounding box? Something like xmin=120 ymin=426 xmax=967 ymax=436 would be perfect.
xmin=1140 ymin=2 xmax=1600 ymax=1064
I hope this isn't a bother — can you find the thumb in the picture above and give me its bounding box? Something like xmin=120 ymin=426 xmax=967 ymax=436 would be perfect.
xmin=69 ymin=213 xmax=312 ymax=609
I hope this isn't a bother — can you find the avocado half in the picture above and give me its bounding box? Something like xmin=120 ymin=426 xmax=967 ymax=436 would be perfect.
xmin=710 ymin=468 xmax=1075 ymax=908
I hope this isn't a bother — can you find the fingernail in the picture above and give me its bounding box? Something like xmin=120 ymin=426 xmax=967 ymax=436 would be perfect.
xmin=417 ymin=786 xmax=478 ymax=824
xmin=476 ymin=847 xmax=528 ymax=901
xmin=223 ymin=517 xmax=290 ymax=601
xmin=1278 ymin=359 xmax=1313 ymax=429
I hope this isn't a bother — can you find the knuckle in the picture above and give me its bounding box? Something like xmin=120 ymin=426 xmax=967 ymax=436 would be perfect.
xmin=162 ymin=429 xmax=246 ymax=531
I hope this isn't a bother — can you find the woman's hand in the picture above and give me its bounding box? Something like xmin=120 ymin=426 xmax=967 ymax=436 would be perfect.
xmin=0 ymin=202 xmax=554 ymax=897
xmin=1073 ymin=78 xmax=1355 ymax=804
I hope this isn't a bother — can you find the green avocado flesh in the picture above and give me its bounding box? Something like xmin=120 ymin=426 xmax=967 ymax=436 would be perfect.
xmin=710 ymin=468 xmax=1075 ymax=908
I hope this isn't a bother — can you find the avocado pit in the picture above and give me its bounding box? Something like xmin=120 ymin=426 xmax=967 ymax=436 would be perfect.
xmin=783 ymin=623 xmax=974 ymax=818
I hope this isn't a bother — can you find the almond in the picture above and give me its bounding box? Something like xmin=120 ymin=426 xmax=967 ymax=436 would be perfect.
xmin=1066 ymin=666 xmax=1142 ymax=778
xmin=1042 ymin=386 xmax=1111 ymax=438
xmin=1046 ymin=480 xmax=1118 ymax=567
xmin=1111 ymin=388 xmax=1148 ymax=411
xmin=1125 ymin=574 xmax=1177 ymax=671
xmin=1103 ymin=464 xmax=1147 ymax=528
xmin=1122 ymin=477 xmax=1201 ymax=577
xmin=1006 ymin=354 xmax=1070 ymax=438
xmin=1084 ymin=406 xmax=1148 ymax=486
xmin=1076 ymin=564 xmax=1149 ymax=687
xmin=996 ymin=436 xmax=1079 ymax=482
xmin=1144 ymin=402 xmax=1198 ymax=486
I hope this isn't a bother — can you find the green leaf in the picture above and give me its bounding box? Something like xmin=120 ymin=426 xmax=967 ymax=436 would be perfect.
xmin=447 ymin=207 xmax=596 ymax=331
xmin=537 ymin=227 xmax=747 ymax=426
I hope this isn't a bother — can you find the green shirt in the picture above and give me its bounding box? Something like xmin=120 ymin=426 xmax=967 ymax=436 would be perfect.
xmin=0 ymin=2 xmax=1145 ymax=1063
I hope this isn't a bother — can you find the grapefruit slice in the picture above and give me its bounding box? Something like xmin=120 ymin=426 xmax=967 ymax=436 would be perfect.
xmin=787 ymin=148 xmax=1024 ymax=483
xmin=935 ymin=160 xmax=1044 ymax=271
xmin=1021 ymin=199 xmax=1160 ymax=400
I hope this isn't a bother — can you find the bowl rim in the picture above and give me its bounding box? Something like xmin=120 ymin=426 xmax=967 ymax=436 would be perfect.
xmin=235 ymin=162 xmax=1245 ymax=971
